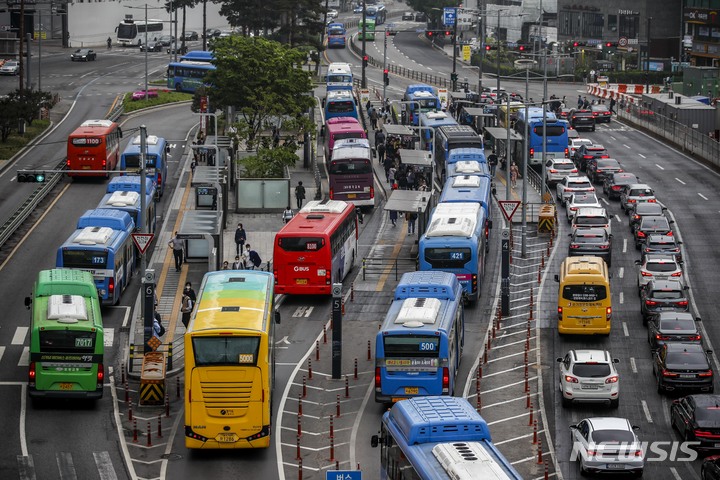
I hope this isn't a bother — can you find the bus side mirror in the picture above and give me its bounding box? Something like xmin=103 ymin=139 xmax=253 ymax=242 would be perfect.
xmin=371 ymin=434 xmax=379 ymax=448
xmin=24 ymin=296 xmax=32 ymax=310
xmin=274 ymin=310 xmax=281 ymax=324
xmin=118 ymin=127 xmax=123 ymax=138
xmin=554 ymin=274 xmax=559 ymax=282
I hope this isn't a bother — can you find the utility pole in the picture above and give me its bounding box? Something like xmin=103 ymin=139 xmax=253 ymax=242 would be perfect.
xmin=144 ymin=3 xmax=149 ymax=100
xmin=382 ymin=29 xmax=388 ymax=101
xmin=521 ymin=67 xmax=529 ymax=258
xmin=645 ymin=17 xmax=652 ymax=93
xmin=451 ymin=3 xmax=458 ymax=91
xmin=495 ymin=9 xmax=501 ymax=99
xmin=19 ymin=0 xmax=25 ymax=93
xmin=361 ymin=0 xmax=367 ymax=88
xmin=477 ymin=4 xmax=485 ymax=94
xmin=540 ymin=4 xmax=548 ymax=200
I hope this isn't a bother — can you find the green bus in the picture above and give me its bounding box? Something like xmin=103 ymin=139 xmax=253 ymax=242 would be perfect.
xmin=358 ymin=18 xmax=376 ymax=41
xmin=25 ymin=269 xmax=104 ymax=401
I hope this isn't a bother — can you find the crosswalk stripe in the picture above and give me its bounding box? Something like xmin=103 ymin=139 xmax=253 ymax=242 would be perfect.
xmin=17 ymin=455 xmax=36 ymax=480
xmin=18 ymin=347 xmax=29 ymax=367
xmin=12 ymin=327 xmax=28 ymax=345
xmin=104 ymin=328 xmax=114 ymax=347
xmin=0 ymin=346 xmax=5 ymax=364
xmin=56 ymin=452 xmax=77 ymax=480
xmin=93 ymin=451 xmax=118 ymax=480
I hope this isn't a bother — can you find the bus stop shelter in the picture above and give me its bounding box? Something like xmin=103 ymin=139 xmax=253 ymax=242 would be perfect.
xmin=460 ymin=108 xmax=497 ymax=133
xmin=484 ymin=127 xmax=523 ymax=158
xmin=397 ymin=149 xmax=434 ymax=189
xmin=384 ymin=190 xmax=433 ymax=238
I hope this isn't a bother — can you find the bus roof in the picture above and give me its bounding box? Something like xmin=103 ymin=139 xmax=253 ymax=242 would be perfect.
xmin=180 ymin=50 xmax=214 ymax=62
xmin=447 ymin=160 xmax=490 ymax=177
xmin=282 ymin=200 xmax=354 ymax=235
xmin=77 ymin=209 xmax=135 ymax=231
xmin=395 ymin=271 xmax=461 ymax=301
xmin=326 ymin=116 xmax=360 ymax=126
xmin=405 ymin=84 xmax=435 ymax=95
xmin=326 ymin=123 xmax=366 ymax=137
xmin=389 ymin=397 xmax=491 ymax=444
xmin=34 ymin=269 xmax=99 ymax=298
xmin=131 ymin=134 xmax=165 ymax=147
xmin=328 ymin=62 xmax=352 ymax=75
xmin=107 ymin=176 xmax=156 ymax=195
xmin=326 ymin=90 xmax=355 ymax=101
xmin=97 ymin=190 xmax=152 ymax=210
xmin=439 ymin=176 xmax=492 ymax=210
xmin=189 ymin=270 xmax=273 ymax=333
xmin=419 ymin=111 xmax=457 ymax=128
xmin=447 ymin=148 xmax=486 ymax=163
xmin=70 ymin=119 xmax=119 ymax=137
xmin=517 ymin=107 xmax=558 ymax=122
xmin=62 ymin=225 xmax=128 ymax=250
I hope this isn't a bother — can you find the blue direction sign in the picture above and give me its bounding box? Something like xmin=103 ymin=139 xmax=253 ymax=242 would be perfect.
xmin=326 ymin=471 xmax=362 ymax=480
xmin=443 ymin=7 xmax=457 ymax=27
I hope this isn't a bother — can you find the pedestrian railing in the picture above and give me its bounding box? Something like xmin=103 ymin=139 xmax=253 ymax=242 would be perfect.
xmin=362 ymin=256 xmax=417 ymax=281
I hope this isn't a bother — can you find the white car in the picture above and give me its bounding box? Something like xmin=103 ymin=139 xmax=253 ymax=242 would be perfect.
xmin=571 ymin=207 xmax=611 ymax=236
xmin=569 ymin=137 xmax=593 ymax=156
xmin=566 ymin=193 xmax=601 ymax=222
xmin=556 ymin=175 xmax=594 ymax=206
xmin=635 ymin=254 xmax=685 ymax=293
xmin=570 ymin=417 xmax=644 ymax=477
xmin=0 ymin=60 xmax=19 ymax=75
xmin=544 ymin=158 xmax=578 ymax=185
xmin=327 ymin=9 xmax=339 ymax=19
xmin=558 ymin=350 xmax=620 ymax=407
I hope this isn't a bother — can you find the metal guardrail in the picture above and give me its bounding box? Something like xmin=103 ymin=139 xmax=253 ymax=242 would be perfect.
xmin=362 ymin=256 xmax=417 ymax=281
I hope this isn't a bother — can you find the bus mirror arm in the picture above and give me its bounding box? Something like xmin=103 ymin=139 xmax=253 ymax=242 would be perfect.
xmin=24 ymin=296 xmax=32 ymax=309
xmin=371 ymin=434 xmax=380 ymax=448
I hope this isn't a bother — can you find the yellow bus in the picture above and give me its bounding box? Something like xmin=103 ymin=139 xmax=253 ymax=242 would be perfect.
xmin=497 ymin=101 xmax=525 ymax=128
xmin=184 ymin=270 xmax=280 ymax=449
xmin=554 ymin=256 xmax=612 ymax=336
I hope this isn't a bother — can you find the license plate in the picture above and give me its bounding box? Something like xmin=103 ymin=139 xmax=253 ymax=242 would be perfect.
xmin=347 ymin=193 xmax=357 ymax=199
xmin=714 ymin=443 xmax=720 ymax=448
xmin=607 ymin=464 xmax=624 ymax=470
xmin=679 ymin=374 xmax=695 ymax=379
xmin=82 ymin=165 xmax=91 ymax=170
xmin=216 ymin=433 xmax=238 ymax=443
xmin=404 ymin=387 xmax=419 ymax=395
xmin=581 ymin=385 xmax=600 ymax=390
xmin=577 ymin=319 xmax=592 ymax=326
xmin=59 ymin=383 xmax=73 ymax=390
xmin=295 ymin=279 xmax=308 ymax=285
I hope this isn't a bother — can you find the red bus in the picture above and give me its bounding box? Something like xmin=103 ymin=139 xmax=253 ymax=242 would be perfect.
xmin=67 ymin=120 xmax=123 ymax=177
xmin=324 ymin=116 xmax=366 ymax=159
xmin=273 ymin=200 xmax=358 ymax=295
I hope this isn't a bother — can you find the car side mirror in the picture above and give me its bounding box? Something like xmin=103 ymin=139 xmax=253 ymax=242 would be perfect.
xmin=556 ymin=357 xmax=563 ymax=363
xmin=632 ymin=425 xmax=640 ymax=431
xmin=609 ymin=233 xmax=613 ymax=238
xmin=24 ymin=296 xmax=32 ymax=309
xmin=707 ymin=350 xmax=714 ymax=355
xmin=569 ymin=424 xmax=578 ymax=430
xmin=554 ymin=274 xmax=559 ymax=282
xmin=696 ymin=317 xmax=702 ymax=322
xmin=371 ymin=434 xmax=379 ymax=448
xmin=634 ymin=260 xmax=641 ymax=265
xmin=672 ymin=399 xmax=680 ymax=404
xmin=677 ymin=241 xmax=683 ymax=245
xmin=613 ymin=358 xmax=620 ymax=364
xmin=669 ymin=220 xmax=675 ymax=224
xmin=683 ymin=286 xmax=689 ymax=291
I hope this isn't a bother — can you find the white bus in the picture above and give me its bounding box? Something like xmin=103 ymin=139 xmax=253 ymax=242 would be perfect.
xmin=116 ymin=17 xmax=164 ymax=46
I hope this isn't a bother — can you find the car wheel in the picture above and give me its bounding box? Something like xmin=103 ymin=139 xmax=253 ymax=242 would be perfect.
xmin=710 ymin=385 xmax=715 ymax=394
xmin=609 ymin=398 xmax=619 ymax=409
xmin=561 ymin=395 xmax=572 ymax=408
xmin=656 ymin=376 xmax=663 ymax=394
xmin=592 ymin=126 xmax=596 ymax=132
xmin=634 ymin=469 xmax=644 ymax=479
xmin=579 ymin=460 xmax=589 ymax=477
xmin=642 ymin=314 xmax=649 ymax=326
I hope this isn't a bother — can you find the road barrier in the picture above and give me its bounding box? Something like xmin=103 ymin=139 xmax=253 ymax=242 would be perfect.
xmin=139 ymin=351 xmax=166 ymax=405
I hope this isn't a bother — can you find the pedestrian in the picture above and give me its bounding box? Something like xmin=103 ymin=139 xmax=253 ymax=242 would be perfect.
xmin=488 ymin=152 xmax=498 ymax=176
xmin=510 ymin=162 xmax=520 ymax=188
xmin=406 ymin=212 xmax=417 ymax=235
xmin=388 ymin=166 xmax=396 ymax=185
xmin=234 ymin=223 xmax=246 ymax=255
xmin=366 ymin=99 xmax=372 ymax=112
xmin=374 ymin=128 xmax=385 ymax=146
xmin=295 ymin=181 xmax=306 ymax=209
xmin=377 ymin=142 xmax=386 ymax=165
xmin=190 ymin=157 xmax=197 ymax=176
xmin=107 ymin=37 xmax=112 ymax=49
xmin=153 ymin=308 xmax=165 ymax=339
xmin=389 ymin=210 xmax=398 ymax=226
xmin=406 ymin=169 xmax=415 ymax=190
xmin=221 ymin=261 xmax=230 ymax=270
xmin=246 ymin=244 xmax=262 ymax=270
xmin=282 ymin=205 xmax=294 ymax=224
xmin=168 ymin=232 xmax=184 ymax=272
xmin=370 ymin=108 xmax=378 ymax=129
xmin=577 ymin=94 xmax=583 ymax=109
xmin=609 ymin=97 xmax=617 ymax=114
xmin=184 ymin=282 xmax=196 ymax=305
xmin=180 ymin=291 xmax=193 ymax=329
xmin=232 ymin=255 xmax=242 ymax=269
xmin=384 ymin=156 xmax=394 ymax=181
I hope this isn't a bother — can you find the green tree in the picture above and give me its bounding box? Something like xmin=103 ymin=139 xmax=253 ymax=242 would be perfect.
xmin=239 ymin=145 xmax=298 ymax=178
xmin=7 ymin=89 xmax=54 ymax=127
xmin=216 ymin=0 xmax=277 ymax=36
xmin=206 ymin=36 xmax=314 ymax=147
xmin=0 ymin=96 xmax=23 ymax=142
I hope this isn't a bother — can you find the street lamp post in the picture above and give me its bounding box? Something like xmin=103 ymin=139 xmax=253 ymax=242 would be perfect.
xmin=645 ymin=17 xmax=652 ymax=93
xmin=451 ymin=3 xmax=458 ymax=91
xmin=361 ymin=0 xmax=367 ymax=88
xmin=477 ymin=7 xmax=484 ymax=94
xmin=496 ymin=9 xmax=501 ymax=100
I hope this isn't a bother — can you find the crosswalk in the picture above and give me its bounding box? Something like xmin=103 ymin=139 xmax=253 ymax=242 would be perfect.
xmin=0 ymin=327 xmax=115 ymax=367
xmin=17 ymin=451 xmax=120 ymax=480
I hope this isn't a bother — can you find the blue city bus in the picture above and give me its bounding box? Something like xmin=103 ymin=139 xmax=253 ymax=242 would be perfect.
xmin=107 ymin=175 xmax=156 ymax=196
xmin=446 ymin=159 xmax=491 ymax=179
xmin=418 ymin=111 xmax=457 ymax=151
xmin=56 ymin=210 xmax=136 ymax=306
xmin=180 ymin=50 xmax=214 ymax=62
xmin=119 ymin=134 xmax=169 ymax=197
xmin=419 ymin=203 xmax=488 ymax=301
xmin=326 ymin=62 xmax=353 ymax=92
xmin=374 ymin=272 xmax=464 ymax=403
xmin=435 ymin=125 xmax=484 ymax=176
xmin=442 ymin=147 xmax=487 ymax=181
xmin=167 ymin=60 xmax=216 ymax=93
xmin=403 ymin=84 xmax=441 ymax=126
xmin=366 ymin=4 xmax=387 ymax=24
xmin=324 ymin=89 xmax=358 ymax=121
xmin=327 ymin=23 xmax=347 ymax=48
xmin=372 ymin=396 xmax=523 ymax=480
xmin=96 ymin=189 xmax=157 ymax=235
xmin=514 ymin=107 xmax=569 ymax=166
xmin=439 ymin=174 xmax=493 ymax=222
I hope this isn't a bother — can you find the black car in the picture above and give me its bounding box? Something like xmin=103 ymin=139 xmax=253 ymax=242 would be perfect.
xmin=654 ymin=343 xmax=714 ymax=394
xmin=139 ymin=41 xmax=162 ymax=52
xmin=702 ymin=455 xmax=720 ymax=479
xmin=156 ymin=35 xmax=175 ymax=47
xmin=569 ymin=109 xmax=596 ymax=132
xmin=70 ymin=48 xmax=96 ymax=61
xmin=586 ymin=158 xmax=623 ymax=185
xmin=641 ymin=234 xmax=683 ymax=264
xmin=591 ymin=104 xmax=612 ymax=123
xmin=640 ymin=279 xmax=689 ymax=323
xmin=671 ymin=395 xmax=720 ymax=451
xmin=629 ymin=202 xmax=667 ymax=232
xmin=414 ymin=12 xmax=427 ymax=22
xmin=183 ymin=30 xmax=199 ymax=41
xmin=634 ymin=215 xmax=673 ymax=248
xmin=402 ymin=11 xmax=414 ymax=20
xmin=205 ymin=28 xmax=221 ymax=39
xmin=572 ymin=144 xmax=608 ymax=171
xmin=603 ymin=172 xmax=639 ymax=199
xmin=648 ymin=312 xmax=702 ymax=352
xmin=568 ymin=228 xmax=612 ymax=266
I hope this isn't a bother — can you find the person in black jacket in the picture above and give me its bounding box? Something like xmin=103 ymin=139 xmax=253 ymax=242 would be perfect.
xmin=234 ymin=223 xmax=246 ymax=255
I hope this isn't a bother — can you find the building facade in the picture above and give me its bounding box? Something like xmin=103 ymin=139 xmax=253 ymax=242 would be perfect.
xmin=683 ymin=0 xmax=720 ymax=67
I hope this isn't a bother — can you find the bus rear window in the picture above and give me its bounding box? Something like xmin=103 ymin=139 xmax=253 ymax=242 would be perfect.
xmin=562 ymin=285 xmax=607 ymax=302
xmin=329 ymin=160 xmax=372 ymax=175
xmin=71 ymin=137 xmax=103 ymax=147
xmin=424 ymin=248 xmax=471 ymax=268
xmin=39 ymin=330 xmax=96 ymax=353
xmin=192 ymin=336 xmax=260 ymax=366
xmin=332 ymin=132 xmax=363 ymax=142
xmin=533 ymin=126 xmax=566 ymax=136
xmin=278 ymin=237 xmax=325 ymax=252
xmin=123 ymin=153 xmax=156 ymax=169
xmin=384 ymin=335 xmax=440 ymax=358
xmin=418 ymin=99 xmax=438 ymax=109
xmin=328 ymin=101 xmax=355 ymax=113
xmin=62 ymin=250 xmax=108 ymax=268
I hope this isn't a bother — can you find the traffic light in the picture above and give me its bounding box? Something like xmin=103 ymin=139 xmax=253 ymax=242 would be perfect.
xmin=450 ymin=72 xmax=458 ymax=82
xmin=445 ymin=31 xmax=451 ymax=36
xmin=602 ymin=42 xmax=617 ymax=53
xmin=518 ymin=45 xmax=525 ymax=52
xmin=383 ymin=69 xmax=389 ymax=86
xmin=17 ymin=170 xmax=47 ymax=183
xmin=362 ymin=55 xmax=368 ymax=68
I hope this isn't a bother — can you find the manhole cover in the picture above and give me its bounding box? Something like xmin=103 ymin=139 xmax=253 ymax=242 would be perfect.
xmin=160 ymin=453 xmax=183 ymax=461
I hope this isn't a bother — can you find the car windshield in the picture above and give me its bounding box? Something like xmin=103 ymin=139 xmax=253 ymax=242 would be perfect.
xmin=591 ymin=105 xmax=609 ymax=112
xmin=590 ymin=429 xmax=635 ymax=444
xmin=597 ymin=160 xmax=620 ymax=168
xmin=573 ymin=363 xmax=611 ymax=377
xmin=646 ymin=261 xmax=677 ymax=272
xmin=576 ymin=217 xmax=607 ymax=226
xmin=575 ymin=235 xmax=606 ymax=244
xmin=694 ymin=406 xmax=720 ymax=421
xmin=652 ymin=290 xmax=683 ymax=299
xmin=659 ymin=318 xmax=696 ymax=331
xmin=648 ymin=242 xmax=676 ymax=249
xmin=569 ymin=181 xmax=592 ymax=189
xmin=574 ymin=196 xmax=598 ymax=205
xmin=666 ymin=351 xmax=707 ymax=366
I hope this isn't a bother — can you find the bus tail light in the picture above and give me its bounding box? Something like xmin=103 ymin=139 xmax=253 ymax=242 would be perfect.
xmin=273 ymin=268 xmax=278 ymax=285
xmin=102 ymin=159 xmax=107 ymax=170
xmin=606 ymin=306 xmax=612 ymax=321
xmin=329 ymin=187 xmax=334 ymax=199
xmin=442 ymin=367 xmax=449 ymax=394
xmin=529 ymin=148 xmax=534 ymax=157
xmin=97 ymin=363 xmax=104 ymax=386
xmin=108 ymin=277 xmax=115 ymax=295
xmin=326 ymin=269 xmax=331 ymax=285
xmin=565 ymin=148 xmax=569 ymax=156
xmin=472 ymin=274 xmax=477 ymax=290
xmin=157 ymin=172 xmax=162 ymax=188
xmin=29 ymin=362 xmax=36 ymax=385
xmin=375 ymin=367 xmax=381 ymax=392
xmin=557 ymin=306 xmax=563 ymax=321
xmin=66 ymin=158 xmax=71 ymax=169
xmin=370 ymin=186 xmax=374 ymax=199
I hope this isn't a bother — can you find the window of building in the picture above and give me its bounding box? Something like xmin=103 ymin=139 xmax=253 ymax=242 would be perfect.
xmin=608 ymin=15 xmax=617 ymax=32
xmin=619 ymin=14 xmax=639 ymax=39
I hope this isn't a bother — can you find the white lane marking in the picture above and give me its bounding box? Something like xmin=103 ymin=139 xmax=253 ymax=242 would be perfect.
xmin=20 ymin=384 xmax=28 ymax=456
xmin=56 ymin=451 xmax=77 ymax=480
xmin=104 ymin=328 xmax=114 ymax=347
xmin=618 ymin=267 xmax=624 ymax=279
xmin=12 ymin=327 xmax=28 ymax=345
xmin=619 ymin=291 xmax=624 ymax=305
xmin=699 ymin=193 xmax=708 ymax=200
xmin=623 ymin=144 xmax=631 ymax=149
xmin=622 ymin=322 xmax=629 ymax=337
xmin=675 ymin=177 xmax=686 ymax=185
xmin=669 ymin=467 xmax=682 ymax=480
xmin=622 ymin=238 xmax=627 ymax=253
xmin=276 ymin=336 xmax=292 ymax=345
xmin=656 ymin=164 xmax=665 ymax=170
xmin=93 ymin=451 xmax=119 ymax=480
xmin=630 ymin=357 xmax=637 ymax=373
xmin=0 ymin=346 xmax=4 ymax=364
xmin=641 ymin=400 xmax=654 ymax=423
xmin=304 ymin=307 xmax=314 ymax=318
xmin=638 ymin=154 xmax=646 ymax=158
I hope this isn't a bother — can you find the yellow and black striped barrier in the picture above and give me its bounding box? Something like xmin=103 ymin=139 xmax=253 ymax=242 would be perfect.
xmin=538 ymin=204 xmax=556 ymax=233
xmin=139 ymin=351 xmax=166 ymax=405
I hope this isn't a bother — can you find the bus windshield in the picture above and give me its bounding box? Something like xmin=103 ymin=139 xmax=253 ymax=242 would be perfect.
xmin=278 ymin=237 xmax=325 ymax=252
xmin=384 ymin=335 xmax=440 ymax=358
xmin=62 ymin=250 xmax=108 ymax=268
xmin=533 ymin=125 xmax=566 ymax=136
xmin=122 ymin=153 xmax=157 ymax=168
xmin=39 ymin=330 xmax=96 ymax=353
xmin=328 ymin=26 xmax=345 ymax=36
xmin=116 ymin=24 xmax=136 ymax=38
xmin=192 ymin=337 xmax=260 ymax=366
xmin=562 ymin=285 xmax=608 ymax=302
xmin=327 ymin=74 xmax=351 ymax=83
xmin=329 ymin=160 xmax=372 ymax=175
xmin=417 ymin=98 xmax=439 ymax=109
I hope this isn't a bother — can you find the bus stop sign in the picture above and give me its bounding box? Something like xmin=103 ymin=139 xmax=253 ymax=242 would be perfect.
xmin=326 ymin=471 xmax=361 ymax=480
